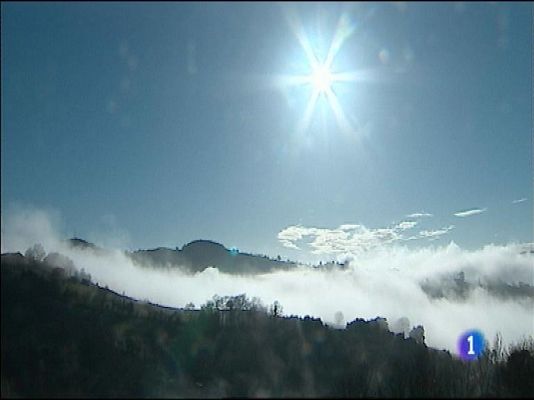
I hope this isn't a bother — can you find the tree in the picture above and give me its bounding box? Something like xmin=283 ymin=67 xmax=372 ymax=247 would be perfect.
xmin=43 ymin=252 xmax=75 ymax=275
xmin=25 ymin=243 xmax=46 ymax=261
xmin=502 ymin=343 xmax=534 ymax=397
xmin=489 ymin=332 xmax=506 ymax=364
xmin=409 ymin=325 xmax=425 ymax=345
xmin=76 ymin=268 xmax=91 ymax=283
xmin=270 ymin=300 xmax=282 ymax=317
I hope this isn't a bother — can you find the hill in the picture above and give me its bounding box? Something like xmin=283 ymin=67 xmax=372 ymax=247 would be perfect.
xmin=128 ymin=239 xmax=300 ymax=274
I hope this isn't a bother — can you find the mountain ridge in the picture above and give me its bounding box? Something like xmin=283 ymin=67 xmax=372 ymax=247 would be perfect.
xmin=64 ymin=237 xmax=345 ymax=275
xmin=130 ymin=238 xmax=298 ymax=275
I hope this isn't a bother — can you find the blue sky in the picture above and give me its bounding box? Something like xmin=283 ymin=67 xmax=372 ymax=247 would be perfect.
xmin=1 ymin=2 xmax=532 ymax=263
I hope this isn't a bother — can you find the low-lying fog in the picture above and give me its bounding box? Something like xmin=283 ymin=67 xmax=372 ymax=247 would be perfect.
xmin=2 ymin=206 xmax=533 ymax=355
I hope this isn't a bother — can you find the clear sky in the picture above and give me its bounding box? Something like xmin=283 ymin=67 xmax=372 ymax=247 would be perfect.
xmin=1 ymin=2 xmax=532 ymax=263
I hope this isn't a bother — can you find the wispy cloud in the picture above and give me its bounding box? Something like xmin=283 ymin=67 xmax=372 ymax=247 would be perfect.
xmin=453 ymin=208 xmax=487 ymax=218
xmin=406 ymin=212 xmax=433 ymax=218
xmin=395 ymin=220 xmax=418 ymax=230
xmin=0 ymin=204 xmax=63 ymax=253
xmin=512 ymin=198 xmax=527 ymax=204
xmin=419 ymin=225 xmax=455 ymax=241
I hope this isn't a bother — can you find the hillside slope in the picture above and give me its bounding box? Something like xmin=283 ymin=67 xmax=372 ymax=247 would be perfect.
xmin=1 ymin=253 xmax=533 ymax=398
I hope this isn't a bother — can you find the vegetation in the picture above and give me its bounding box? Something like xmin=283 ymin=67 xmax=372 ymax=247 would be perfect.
xmin=1 ymin=253 xmax=533 ymax=398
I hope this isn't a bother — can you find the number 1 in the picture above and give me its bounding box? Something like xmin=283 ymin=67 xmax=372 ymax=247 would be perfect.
xmin=467 ymin=335 xmax=475 ymax=355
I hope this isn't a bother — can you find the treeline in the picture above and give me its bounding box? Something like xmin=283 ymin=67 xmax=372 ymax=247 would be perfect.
xmin=1 ymin=254 xmax=533 ymax=398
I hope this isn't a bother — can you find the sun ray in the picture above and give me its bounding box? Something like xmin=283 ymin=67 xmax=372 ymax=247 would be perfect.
xmin=277 ymin=74 xmax=313 ymax=87
xmin=297 ymin=89 xmax=320 ymax=135
xmin=325 ymin=87 xmax=354 ymax=136
xmin=324 ymin=13 xmax=356 ymax=70
xmin=331 ymin=69 xmax=376 ymax=83
xmin=284 ymin=9 xmax=319 ymax=69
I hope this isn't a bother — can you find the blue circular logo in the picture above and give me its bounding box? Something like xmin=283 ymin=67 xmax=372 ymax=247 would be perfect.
xmin=457 ymin=329 xmax=485 ymax=361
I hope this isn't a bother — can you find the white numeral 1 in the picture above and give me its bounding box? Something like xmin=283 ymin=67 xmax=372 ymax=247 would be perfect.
xmin=467 ymin=335 xmax=475 ymax=355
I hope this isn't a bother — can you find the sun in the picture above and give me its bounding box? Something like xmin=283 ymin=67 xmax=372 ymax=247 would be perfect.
xmin=310 ymin=64 xmax=333 ymax=95
xmin=278 ymin=10 xmax=361 ymax=137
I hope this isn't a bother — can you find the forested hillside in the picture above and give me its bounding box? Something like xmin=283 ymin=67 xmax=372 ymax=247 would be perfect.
xmin=1 ymin=253 xmax=533 ymax=398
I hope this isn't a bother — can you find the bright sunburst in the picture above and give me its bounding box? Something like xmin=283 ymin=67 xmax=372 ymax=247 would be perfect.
xmin=278 ymin=10 xmax=363 ymax=137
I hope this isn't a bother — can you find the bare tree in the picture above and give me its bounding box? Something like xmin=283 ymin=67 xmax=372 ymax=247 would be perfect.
xmin=25 ymin=243 xmax=46 ymax=261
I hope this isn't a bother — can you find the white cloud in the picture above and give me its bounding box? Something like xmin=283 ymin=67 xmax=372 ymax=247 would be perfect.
xmin=278 ymin=224 xmax=407 ymax=256
xmin=339 ymin=224 xmax=361 ymax=231
xmin=277 ymin=225 xmax=306 ymax=242
xmin=279 ymin=240 xmax=301 ymax=250
xmin=395 ymin=220 xmax=418 ymax=231
xmin=1 ymin=204 xmax=63 ymax=254
xmin=278 ymin=220 xmax=424 ymax=256
xmin=406 ymin=212 xmax=433 ymax=218
xmin=512 ymin=198 xmax=527 ymax=204
xmin=419 ymin=225 xmax=455 ymax=240
xmin=278 ymin=225 xmax=316 ymax=250
xmin=453 ymin=208 xmax=487 ymax=217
